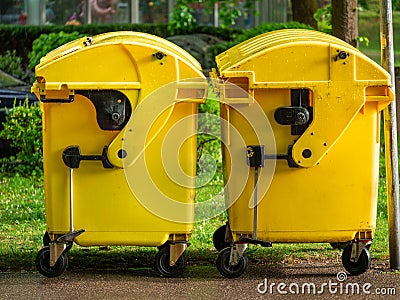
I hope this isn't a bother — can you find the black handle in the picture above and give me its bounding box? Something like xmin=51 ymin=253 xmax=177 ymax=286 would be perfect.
xmin=40 ymin=94 xmax=74 ymax=103
xmin=62 ymin=146 xmax=113 ymax=169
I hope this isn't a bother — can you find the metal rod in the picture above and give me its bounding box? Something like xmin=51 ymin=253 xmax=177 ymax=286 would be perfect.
xmin=264 ymin=154 xmax=287 ymax=160
xmin=214 ymin=3 xmax=219 ymax=27
xmin=131 ymin=0 xmax=139 ymax=23
xmin=380 ymin=0 xmax=400 ymax=270
xmin=85 ymin=0 xmax=92 ymax=24
xmin=253 ymin=167 xmax=259 ymax=240
xmin=69 ymin=168 xmax=74 ymax=233
xmin=40 ymin=0 xmax=46 ymax=24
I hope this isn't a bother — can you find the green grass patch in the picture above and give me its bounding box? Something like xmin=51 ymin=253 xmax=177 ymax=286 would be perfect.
xmin=0 ymin=175 xmax=45 ymax=271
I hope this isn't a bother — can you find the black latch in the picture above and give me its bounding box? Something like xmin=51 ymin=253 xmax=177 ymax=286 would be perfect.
xmin=246 ymin=145 xmax=265 ymax=168
xmin=274 ymin=106 xmax=310 ymax=126
xmin=77 ymin=90 xmax=132 ymax=131
xmin=62 ymin=146 xmax=113 ymax=169
xmin=247 ymin=145 xmax=301 ymax=168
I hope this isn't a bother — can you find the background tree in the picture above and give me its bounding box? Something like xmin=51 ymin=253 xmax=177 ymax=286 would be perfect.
xmin=331 ymin=0 xmax=358 ymax=46
xmin=291 ymin=0 xmax=318 ymax=28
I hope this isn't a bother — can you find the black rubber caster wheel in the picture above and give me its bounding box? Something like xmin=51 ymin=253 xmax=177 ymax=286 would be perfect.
xmin=213 ymin=225 xmax=230 ymax=252
xmin=154 ymin=246 xmax=187 ymax=278
xmin=330 ymin=241 xmax=351 ymax=250
xmin=342 ymin=244 xmax=371 ymax=276
xmin=43 ymin=232 xmax=73 ymax=252
xmin=216 ymin=247 xmax=248 ymax=279
xmin=35 ymin=246 xmax=68 ymax=278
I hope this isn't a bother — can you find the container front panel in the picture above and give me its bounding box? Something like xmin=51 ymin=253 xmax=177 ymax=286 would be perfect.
xmin=42 ymin=94 xmax=196 ymax=246
xmin=224 ymin=89 xmax=380 ymax=242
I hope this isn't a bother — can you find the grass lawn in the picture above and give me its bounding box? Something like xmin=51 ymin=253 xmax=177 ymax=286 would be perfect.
xmin=0 ymin=169 xmax=392 ymax=273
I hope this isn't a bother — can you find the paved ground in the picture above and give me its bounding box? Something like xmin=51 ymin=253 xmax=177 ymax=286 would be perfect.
xmin=1 ymin=261 xmax=399 ymax=299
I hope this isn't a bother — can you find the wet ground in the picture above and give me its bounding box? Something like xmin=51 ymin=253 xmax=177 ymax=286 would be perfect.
xmin=1 ymin=261 xmax=399 ymax=299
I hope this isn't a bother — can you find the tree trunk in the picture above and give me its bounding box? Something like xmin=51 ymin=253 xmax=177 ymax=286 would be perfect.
xmin=331 ymin=0 xmax=358 ymax=47
xmin=291 ymin=0 xmax=318 ymax=29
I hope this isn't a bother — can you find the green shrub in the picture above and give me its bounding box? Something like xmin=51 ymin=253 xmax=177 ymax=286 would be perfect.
xmin=168 ymin=3 xmax=198 ymax=35
xmin=0 ymin=50 xmax=27 ymax=82
xmin=314 ymin=4 xmax=332 ymax=34
xmin=0 ymin=101 xmax=43 ymax=177
xmin=28 ymin=31 xmax=85 ymax=69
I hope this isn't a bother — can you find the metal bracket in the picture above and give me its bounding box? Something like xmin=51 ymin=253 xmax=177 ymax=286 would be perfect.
xmin=56 ymin=229 xmax=85 ymax=243
xmin=49 ymin=229 xmax=85 ymax=267
xmin=239 ymin=237 xmax=272 ymax=247
xmin=50 ymin=243 xmax=67 ymax=267
xmin=350 ymin=240 xmax=371 ymax=262
xmin=229 ymin=244 xmax=248 ymax=266
xmin=224 ymin=222 xmax=233 ymax=244
xmin=169 ymin=243 xmax=188 ymax=267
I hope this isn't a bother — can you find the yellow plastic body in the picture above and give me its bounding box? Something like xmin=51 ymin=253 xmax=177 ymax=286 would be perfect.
xmin=32 ymin=32 xmax=206 ymax=246
xmin=214 ymin=29 xmax=393 ymax=243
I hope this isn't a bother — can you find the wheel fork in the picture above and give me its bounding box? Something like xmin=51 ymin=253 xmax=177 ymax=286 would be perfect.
xmin=350 ymin=239 xmax=372 ymax=263
xmin=49 ymin=229 xmax=85 ymax=267
xmin=169 ymin=242 xmax=187 ymax=267
xmin=229 ymin=243 xmax=248 ymax=266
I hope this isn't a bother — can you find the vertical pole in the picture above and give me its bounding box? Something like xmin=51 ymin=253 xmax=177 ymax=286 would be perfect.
xmin=131 ymin=0 xmax=139 ymax=23
xmin=85 ymin=0 xmax=92 ymax=24
xmin=253 ymin=167 xmax=259 ymax=240
xmin=254 ymin=1 xmax=260 ymax=27
xmin=27 ymin=0 xmax=41 ymax=25
xmin=168 ymin=0 xmax=174 ymax=23
xmin=40 ymin=0 xmax=46 ymax=24
xmin=214 ymin=3 xmax=219 ymax=27
xmin=380 ymin=0 xmax=400 ymax=270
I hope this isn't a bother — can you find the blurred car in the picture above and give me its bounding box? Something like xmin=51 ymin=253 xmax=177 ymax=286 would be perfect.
xmin=0 ymin=11 xmax=27 ymax=25
xmin=0 ymin=70 xmax=38 ymax=158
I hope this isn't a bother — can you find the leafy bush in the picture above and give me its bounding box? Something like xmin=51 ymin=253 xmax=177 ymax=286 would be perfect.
xmin=0 ymin=101 xmax=43 ymax=177
xmin=0 ymin=50 xmax=28 ymax=82
xmin=314 ymin=4 xmax=332 ymax=34
xmin=168 ymin=3 xmax=198 ymax=35
xmin=28 ymin=31 xmax=85 ymax=69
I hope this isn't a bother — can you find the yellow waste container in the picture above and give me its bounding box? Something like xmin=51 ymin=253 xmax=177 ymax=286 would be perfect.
xmin=31 ymin=31 xmax=207 ymax=277
xmin=211 ymin=29 xmax=394 ymax=278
